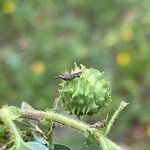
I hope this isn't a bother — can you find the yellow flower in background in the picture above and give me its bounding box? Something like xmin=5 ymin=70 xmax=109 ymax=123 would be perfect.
xmin=121 ymin=26 xmax=134 ymax=41
xmin=116 ymin=52 xmax=131 ymax=66
xmin=147 ymin=125 xmax=150 ymax=137
xmin=3 ymin=1 xmax=16 ymax=14
xmin=31 ymin=61 xmax=46 ymax=75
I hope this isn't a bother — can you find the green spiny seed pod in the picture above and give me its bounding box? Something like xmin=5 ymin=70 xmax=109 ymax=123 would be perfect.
xmin=57 ymin=64 xmax=111 ymax=116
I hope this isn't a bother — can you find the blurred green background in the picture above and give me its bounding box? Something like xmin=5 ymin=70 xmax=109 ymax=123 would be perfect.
xmin=0 ymin=0 xmax=150 ymax=149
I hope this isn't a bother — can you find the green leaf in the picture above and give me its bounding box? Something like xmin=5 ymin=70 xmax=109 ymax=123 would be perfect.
xmin=84 ymin=130 xmax=98 ymax=146
xmin=10 ymin=143 xmax=71 ymax=150
xmin=50 ymin=144 xmax=71 ymax=150
xmin=21 ymin=102 xmax=38 ymax=127
xmin=21 ymin=102 xmax=35 ymax=111
xmin=1 ymin=106 xmax=21 ymax=120
xmin=26 ymin=142 xmax=49 ymax=150
xmin=10 ymin=142 xmax=49 ymax=150
xmin=32 ymin=132 xmax=48 ymax=145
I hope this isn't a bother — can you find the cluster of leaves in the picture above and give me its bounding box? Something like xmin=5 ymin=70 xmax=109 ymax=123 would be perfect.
xmin=0 ymin=100 xmax=128 ymax=150
xmin=0 ymin=103 xmax=71 ymax=150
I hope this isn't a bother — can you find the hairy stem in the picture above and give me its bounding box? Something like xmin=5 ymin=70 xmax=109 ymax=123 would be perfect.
xmin=105 ymin=101 xmax=128 ymax=135
xmin=0 ymin=110 xmax=23 ymax=149
xmin=21 ymin=110 xmax=89 ymax=133
xmin=21 ymin=104 xmax=126 ymax=150
xmin=0 ymin=101 xmax=127 ymax=150
xmin=98 ymin=135 xmax=122 ymax=150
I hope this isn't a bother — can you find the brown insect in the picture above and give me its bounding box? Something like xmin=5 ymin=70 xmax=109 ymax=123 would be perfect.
xmin=55 ymin=71 xmax=82 ymax=81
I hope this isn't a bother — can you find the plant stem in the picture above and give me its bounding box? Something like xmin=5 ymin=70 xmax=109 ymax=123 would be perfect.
xmin=0 ymin=101 xmax=128 ymax=150
xmin=22 ymin=110 xmax=89 ymax=133
xmin=21 ymin=102 xmax=128 ymax=150
xmin=105 ymin=101 xmax=128 ymax=135
xmin=0 ymin=110 xmax=23 ymax=149
xmin=98 ymin=135 xmax=122 ymax=150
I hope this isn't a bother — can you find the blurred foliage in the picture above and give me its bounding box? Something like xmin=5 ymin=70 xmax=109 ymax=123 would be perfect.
xmin=0 ymin=0 xmax=150 ymax=149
